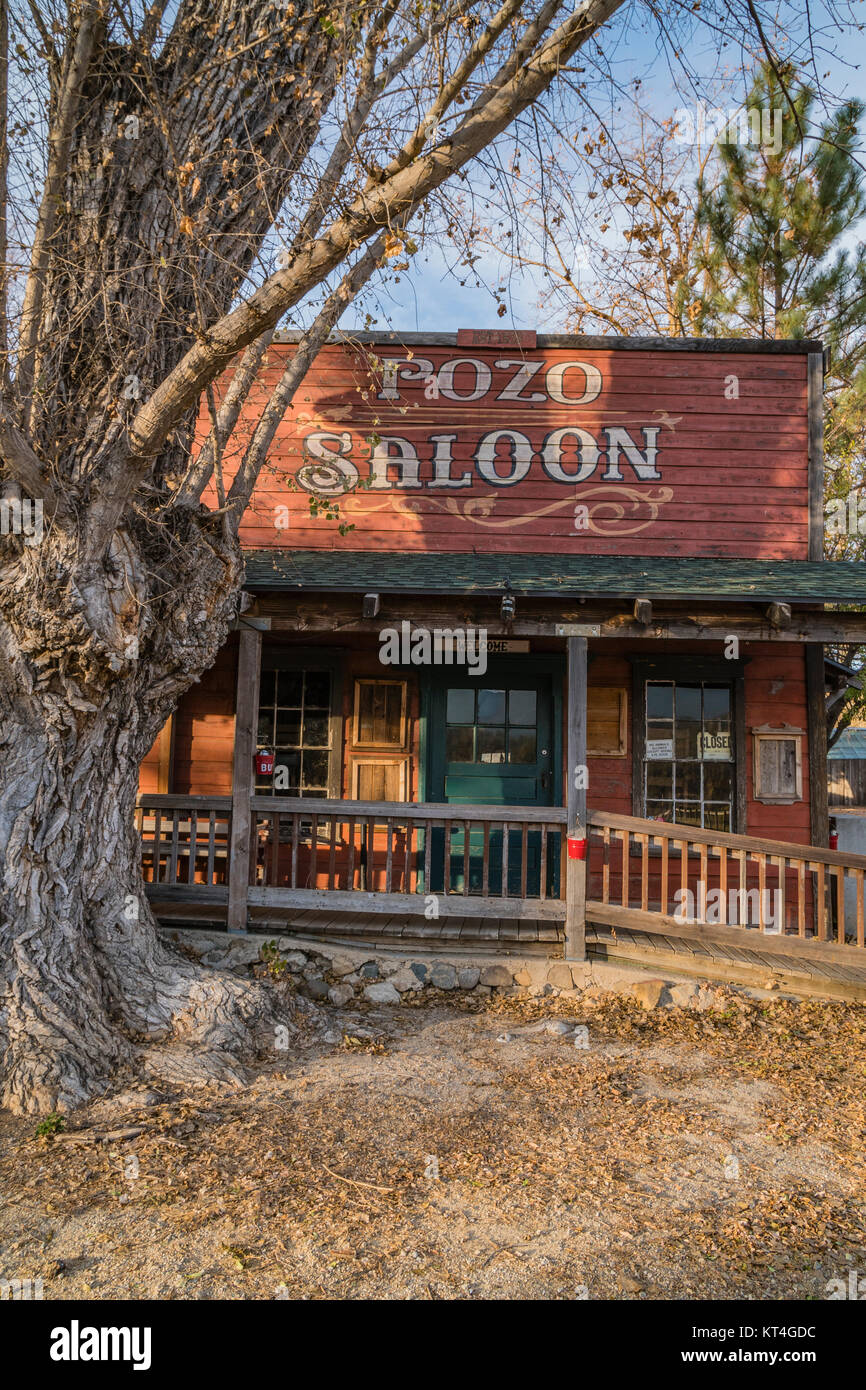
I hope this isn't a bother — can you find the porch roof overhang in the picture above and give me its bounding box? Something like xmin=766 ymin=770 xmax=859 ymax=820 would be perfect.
xmin=244 ymin=550 xmax=866 ymax=607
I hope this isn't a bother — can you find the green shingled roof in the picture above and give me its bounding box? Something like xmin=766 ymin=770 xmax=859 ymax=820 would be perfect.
xmin=243 ymin=550 xmax=866 ymax=604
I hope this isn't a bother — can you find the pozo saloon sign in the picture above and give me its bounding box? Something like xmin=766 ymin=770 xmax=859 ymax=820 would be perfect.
xmin=295 ymin=356 xmax=663 ymax=497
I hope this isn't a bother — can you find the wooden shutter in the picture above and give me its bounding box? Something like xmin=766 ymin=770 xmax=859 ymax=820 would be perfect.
xmin=587 ymin=687 xmax=627 ymax=757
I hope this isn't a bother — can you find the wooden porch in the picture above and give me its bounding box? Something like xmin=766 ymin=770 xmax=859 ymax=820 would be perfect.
xmin=136 ymin=792 xmax=866 ymax=1000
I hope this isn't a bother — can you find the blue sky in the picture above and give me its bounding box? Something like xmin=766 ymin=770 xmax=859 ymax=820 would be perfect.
xmin=340 ymin=3 xmax=866 ymax=335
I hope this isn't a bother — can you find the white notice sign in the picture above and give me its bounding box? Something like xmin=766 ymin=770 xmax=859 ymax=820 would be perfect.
xmin=699 ymin=732 xmax=730 ymax=760
xmin=646 ymin=739 xmax=673 ymax=760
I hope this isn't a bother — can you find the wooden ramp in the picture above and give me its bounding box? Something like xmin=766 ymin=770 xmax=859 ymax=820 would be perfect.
xmin=586 ymin=923 xmax=866 ymax=1003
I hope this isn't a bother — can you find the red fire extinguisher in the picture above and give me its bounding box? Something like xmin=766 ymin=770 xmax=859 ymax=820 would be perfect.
xmin=255 ymin=748 xmax=274 ymax=777
xmin=829 ymin=829 xmax=839 ymax=851
xmin=567 ymin=835 xmax=587 ymax=861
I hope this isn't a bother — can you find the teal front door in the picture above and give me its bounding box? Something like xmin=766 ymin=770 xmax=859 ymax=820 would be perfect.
xmin=426 ymin=671 xmax=558 ymax=896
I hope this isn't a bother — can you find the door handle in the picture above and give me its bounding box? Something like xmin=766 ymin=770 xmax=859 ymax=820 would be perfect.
xmin=540 ymin=771 xmax=550 ymax=790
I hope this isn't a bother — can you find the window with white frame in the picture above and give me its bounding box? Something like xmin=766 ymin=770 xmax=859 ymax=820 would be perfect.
xmin=644 ymin=680 xmax=734 ymax=831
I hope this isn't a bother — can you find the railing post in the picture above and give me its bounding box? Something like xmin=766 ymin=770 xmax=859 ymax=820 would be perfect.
xmin=227 ymin=626 xmax=262 ymax=933
xmin=565 ymin=636 xmax=587 ymax=960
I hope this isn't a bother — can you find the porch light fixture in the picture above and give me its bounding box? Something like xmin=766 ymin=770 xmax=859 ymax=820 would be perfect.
xmin=362 ymin=592 xmax=381 ymax=618
xmin=500 ymin=584 xmax=516 ymax=623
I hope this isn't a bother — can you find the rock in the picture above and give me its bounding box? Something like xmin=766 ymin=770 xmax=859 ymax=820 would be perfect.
xmin=544 ymin=1020 xmax=575 ymax=1036
xmin=473 ymin=984 xmax=492 ymax=996
xmin=280 ymin=951 xmax=308 ymax=970
xmin=457 ymin=966 xmax=481 ymax=990
xmin=304 ymin=978 xmax=330 ymax=1001
xmin=360 ymin=962 xmax=380 ymax=980
xmin=669 ymin=982 xmax=699 ymax=1008
xmin=322 ymin=1030 xmax=341 ymax=1044
xmin=389 ymin=967 xmax=423 ymax=993
xmin=480 ymin=964 xmax=512 ymax=988
xmin=410 ymin=962 xmax=429 ymax=984
xmin=631 ymin=978 xmax=669 ymax=1010
xmin=430 ymin=962 xmax=458 ymax=990
xmin=328 ymin=983 xmax=354 ymax=1007
xmin=201 ymin=950 xmax=228 ymax=967
xmin=512 ymin=968 xmax=532 ymax=987
xmin=329 ymin=957 xmax=356 ymax=978
xmin=547 ymin=963 xmax=574 ymax=990
xmin=364 ymin=981 xmax=400 ymax=1005
xmin=617 ymin=1274 xmax=645 ymax=1295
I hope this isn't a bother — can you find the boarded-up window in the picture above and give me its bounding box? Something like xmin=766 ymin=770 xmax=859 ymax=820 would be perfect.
xmin=752 ymin=726 xmax=803 ymax=803
xmin=588 ymin=687 xmax=627 ymax=757
xmin=352 ymin=758 xmax=408 ymax=801
xmin=353 ymin=680 xmax=407 ymax=748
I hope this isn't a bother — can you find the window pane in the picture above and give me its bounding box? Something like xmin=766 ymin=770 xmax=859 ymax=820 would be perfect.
xmin=704 ymin=762 xmax=733 ymax=801
xmin=509 ymin=690 xmax=536 ymax=724
xmin=703 ymin=686 xmax=730 ymax=719
xmin=646 ymin=761 xmax=673 ymax=799
xmin=704 ymin=804 xmax=731 ymax=832
xmin=302 ymin=712 xmax=330 ymax=748
xmin=675 ymin=686 xmax=701 ymax=723
xmin=477 ymin=689 xmax=506 ymax=724
xmin=446 ymin=688 xmax=474 ymax=724
xmin=304 ymin=671 xmax=331 ymax=708
xmin=446 ymin=726 xmax=474 ymax=762
xmin=678 ymin=762 xmax=701 ymax=800
xmin=647 ymin=683 xmax=673 ymax=719
xmin=257 ymin=711 xmax=274 ymax=744
xmin=278 ymin=671 xmax=303 ymax=706
xmin=478 ymin=726 xmax=506 ymax=763
xmin=259 ymin=670 xmax=276 ymax=707
xmin=302 ymin=750 xmax=329 ymax=787
xmin=675 ymin=713 xmax=702 ymax=760
xmin=674 ymin=802 xmax=702 ymax=827
xmin=508 ymin=727 xmax=536 ymax=764
xmin=646 ymin=801 xmax=674 ymax=822
xmin=275 ymin=711 xmax=301 ymax=746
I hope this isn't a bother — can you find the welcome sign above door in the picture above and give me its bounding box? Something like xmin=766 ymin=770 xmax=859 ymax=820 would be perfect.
xmin=207 ymin=335 xmax=812 ymax=560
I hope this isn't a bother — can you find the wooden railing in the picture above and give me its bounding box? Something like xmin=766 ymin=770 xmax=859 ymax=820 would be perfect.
xmin=587 ymin=810 xmax=866 ymax=958
xmin=135 ymin=795 xmax=866 ymax=956
xmin=247 ymin=796 xmax=566 ymax=918
xmin=136 ymin=795 xmax=232 ymax=898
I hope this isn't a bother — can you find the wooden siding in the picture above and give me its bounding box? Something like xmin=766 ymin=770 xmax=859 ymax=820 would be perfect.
xmin=199 ymin=344 xmax=810 ymax=559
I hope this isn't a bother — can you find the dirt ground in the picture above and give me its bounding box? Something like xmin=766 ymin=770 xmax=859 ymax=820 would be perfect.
xmin=1 ymin=986 xmax=864 ymax=1301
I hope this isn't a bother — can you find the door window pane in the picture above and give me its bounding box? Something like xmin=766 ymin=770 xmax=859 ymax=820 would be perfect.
xmin=508 ymin=690 xmax=537 ymax=723
xmin=446 ymin=726 xmax=474 ymax=762
xmin=446 ymin=688 xmax=475 ymax=723
xmin=478 ymin=726 xmax=506 ymax=763
xmin=508 ymin=727 xmax=536 ymax=764
xmin=477 ymin=689 xmax=506 ymax=724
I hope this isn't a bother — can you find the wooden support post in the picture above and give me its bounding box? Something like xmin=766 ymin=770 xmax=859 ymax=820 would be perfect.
xmin=806 ymin=643 xmax=829 ymax=851
xmin=565 ymin=636 xmax=587 ymax=961
xmin=227 ymin=626 xmax=262 ymax=933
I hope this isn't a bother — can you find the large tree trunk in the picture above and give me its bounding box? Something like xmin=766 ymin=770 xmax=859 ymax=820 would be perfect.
xmin=0 ymin=518 xmax=277 ymax=1115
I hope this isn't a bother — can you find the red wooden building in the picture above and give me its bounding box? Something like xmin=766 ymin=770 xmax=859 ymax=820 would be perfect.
xmin=138 ymin=329 xmax=866 ymax=979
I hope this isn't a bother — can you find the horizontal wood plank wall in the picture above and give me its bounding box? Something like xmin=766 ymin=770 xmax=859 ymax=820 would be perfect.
xmin=198 ymin=345 xmax=810 ymax=559
xmin=141 ymin=638 xmax=239 ymax=797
